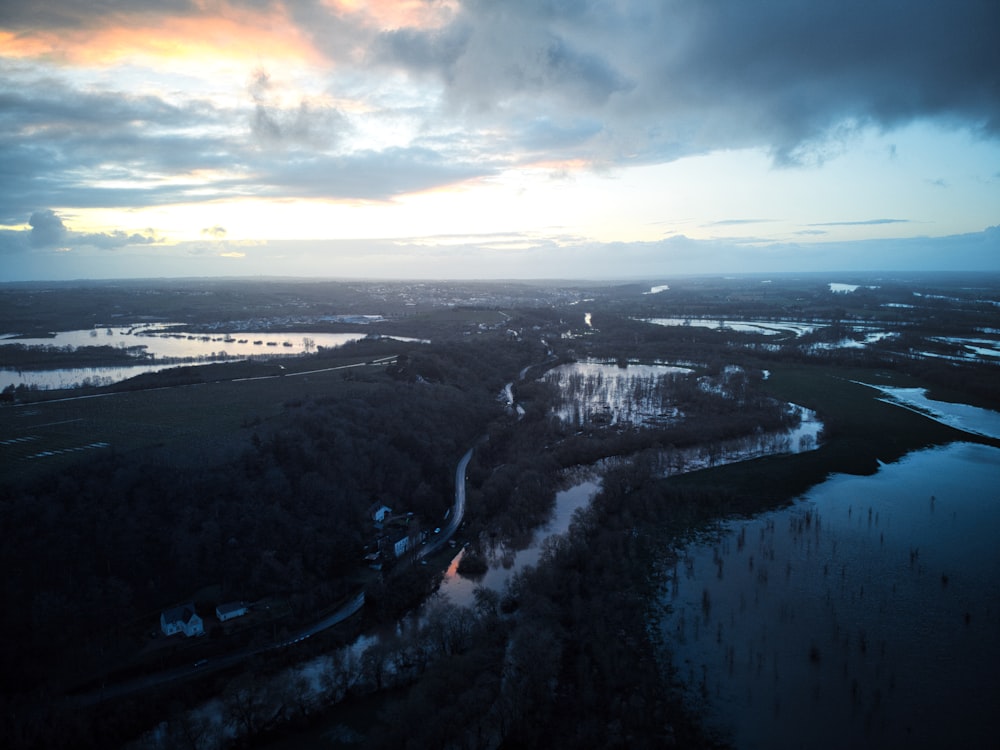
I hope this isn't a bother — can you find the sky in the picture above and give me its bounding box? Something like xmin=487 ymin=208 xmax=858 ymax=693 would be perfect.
xmin=1 ymin=0 xmax=998 ymax=282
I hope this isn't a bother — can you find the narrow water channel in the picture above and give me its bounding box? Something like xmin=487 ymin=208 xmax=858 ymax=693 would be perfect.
xmin=436 ymin=478 xmax=601 ymax=609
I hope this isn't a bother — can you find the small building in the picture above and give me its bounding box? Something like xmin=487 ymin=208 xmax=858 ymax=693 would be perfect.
xmin=160 ymin=603 xmax=204 ymax=637
xmin=380 ymin=528 xmax=418 ymax=559
xmin=391 ymin=530 xmax=410 ymax=558
xmin=216 ymin=601 xmax=248 ymax=622
xmin=369 ymin=503 xmax=393 ymax=523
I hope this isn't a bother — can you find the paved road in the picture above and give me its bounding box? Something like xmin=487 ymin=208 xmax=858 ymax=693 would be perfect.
xmin=419 ymin=447 xmax=474 ymax=559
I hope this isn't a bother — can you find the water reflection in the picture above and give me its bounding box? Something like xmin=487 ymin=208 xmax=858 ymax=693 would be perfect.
xmin=0 ymin=361 xmax=230 ymax=391
xmin=862 ymin=383 xmax=1000 ymax=440
xmin=658 ymin=442 xmax=1000 ymax=749
xmin=437 ymin=478 xmax=601 ymax=608
xmin=1 ymin=324 xmax=420 ymax=390
xmin=544 ymin=360 xmax=694 ymax=427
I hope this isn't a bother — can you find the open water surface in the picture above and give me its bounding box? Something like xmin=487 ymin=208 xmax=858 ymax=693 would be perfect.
xmin=437 ymin=478 xmax=601 ymax=609
xmin=658 ymin=442 xmax=1000 ymax=749
xmin=1 ymin=324 xmax=417 ymax=389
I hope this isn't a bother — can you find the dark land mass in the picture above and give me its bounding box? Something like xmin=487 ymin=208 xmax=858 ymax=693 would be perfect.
xmin=1 ymin=273 xmax=997 ymax=748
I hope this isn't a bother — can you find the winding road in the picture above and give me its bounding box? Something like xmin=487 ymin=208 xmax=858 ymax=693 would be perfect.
xmin=419 ymin=447 xmax=474 ymax=559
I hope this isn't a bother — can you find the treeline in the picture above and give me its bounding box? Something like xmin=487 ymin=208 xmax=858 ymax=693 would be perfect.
xmin=0 ymin=342 xmax=151 ymax=370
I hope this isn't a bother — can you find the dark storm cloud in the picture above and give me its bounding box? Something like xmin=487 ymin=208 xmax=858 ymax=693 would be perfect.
xmin=638 ymin=0 xmax=1000 ymax=163
xmin=379 ymin=22 xmax=629 ymax=112
xmin=375 ymin=24 xmax=471 ymax=75
xmin=373 ymin=0 xmax=1000 ymax=165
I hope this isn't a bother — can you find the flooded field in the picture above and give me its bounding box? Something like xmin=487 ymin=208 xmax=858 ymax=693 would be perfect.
xmin=1 ymin=324 xmax=418 ymax=390
xmin=543 ymin=360 xmax=694 ymax=427
xmin=643 ymin=318 xmax=823 ymax=337
xmin=437 ymin=478 xmax=602 ymax=609
xmin=656 ymin=441 xmax=1000 ymax=749
xmin=641 ymin=316 xmax=1000 ymax=363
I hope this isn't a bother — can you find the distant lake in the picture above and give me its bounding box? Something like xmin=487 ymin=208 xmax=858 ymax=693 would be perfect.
xmin=1 ymin=323 xmax=419 ymax=390
xmin=656 ymin=441 xmax=1000 ymax=749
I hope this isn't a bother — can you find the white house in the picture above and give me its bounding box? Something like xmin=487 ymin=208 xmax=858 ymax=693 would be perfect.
xmin=160 ymin=603 xmax=204 ymax=637
xmin=392 ymin=531 xmax=410 ymax=558
xmin=216 ymin=601 xmax=248 ymax=622
xmin=381 ymin=527 xmax=420 ymax=559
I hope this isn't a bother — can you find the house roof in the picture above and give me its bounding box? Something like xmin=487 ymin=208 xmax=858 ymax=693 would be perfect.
xmin=162 ymin=603 xmax=199 ymax=624
xmin=216 ymin=601 xmax=246 ymax=615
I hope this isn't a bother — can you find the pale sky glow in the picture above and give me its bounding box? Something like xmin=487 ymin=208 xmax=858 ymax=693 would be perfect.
xmin=1 ymin=1 xmax=998 ymax=281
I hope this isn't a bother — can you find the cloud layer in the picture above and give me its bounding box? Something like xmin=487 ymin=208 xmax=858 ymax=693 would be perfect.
xmin=1 ymin=0 xmax=997 ymax=276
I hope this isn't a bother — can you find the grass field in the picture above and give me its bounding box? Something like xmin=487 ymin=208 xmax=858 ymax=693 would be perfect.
xmin=1 ymin=353 xmax=395 ymax=483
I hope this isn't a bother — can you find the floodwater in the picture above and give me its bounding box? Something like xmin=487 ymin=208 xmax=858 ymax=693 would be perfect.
xmin=544 ymin=360 xmax=694 ymax=427
xmin=657 ymin=441 xmax=1000 ymax=749
xmin=2 ymin=323 xmax=365 ymax=357
xmin=643 ymin=317 xmax=822 ymax=337
xmin=0 ymin=362 xmax=220 ymax=391
xmin=437 ymin=478 xmax=602 ymax=608
xmin=861 ymin=384 xmax=1000 ymax=440
xmin=1 ymin=324 xmax=416 ymax=390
